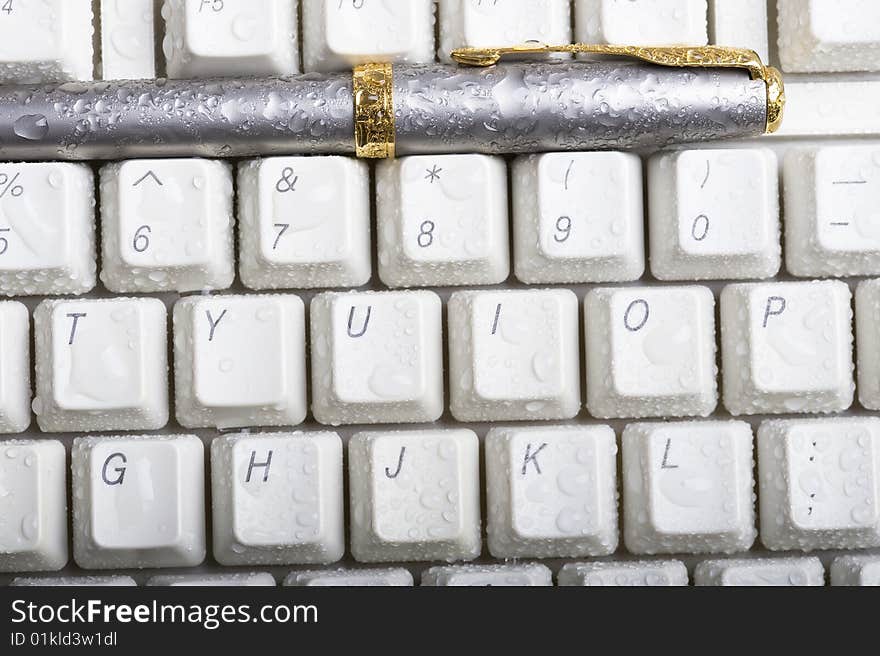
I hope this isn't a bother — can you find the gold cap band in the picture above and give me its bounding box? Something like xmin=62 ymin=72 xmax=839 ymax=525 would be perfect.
xmin=353 ymin=62 xmax=395 ymax=158
xmin=451 ymin=43 xmax=785 ymax=134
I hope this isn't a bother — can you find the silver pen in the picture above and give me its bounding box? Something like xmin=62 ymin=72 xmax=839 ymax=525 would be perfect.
xmin=0 ymin=44 xmax=785 ymax=161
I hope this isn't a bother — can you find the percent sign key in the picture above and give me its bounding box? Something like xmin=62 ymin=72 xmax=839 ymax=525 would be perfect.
xmin=0 ymin=171 xmax=24 ymax=198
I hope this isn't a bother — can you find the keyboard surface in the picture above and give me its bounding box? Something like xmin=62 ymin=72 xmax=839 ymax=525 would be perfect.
xmin=2 ymin=0 xmax=880 ymax=587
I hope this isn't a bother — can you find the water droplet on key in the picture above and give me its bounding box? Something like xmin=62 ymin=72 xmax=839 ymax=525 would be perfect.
xmin=21 ymin=514 xmax=38 ymax=541
xmin=14 ymin=114 xmax=49 ymax=140
xmin=218 ymin=358 xmax=234 ymax=373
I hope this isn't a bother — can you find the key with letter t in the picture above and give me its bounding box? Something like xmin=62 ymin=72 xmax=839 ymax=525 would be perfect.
xmin=33 ymin=298 xmax=169 ymax=433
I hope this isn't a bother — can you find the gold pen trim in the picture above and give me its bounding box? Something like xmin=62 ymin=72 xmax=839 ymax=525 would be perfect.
xmin=353 ymin=62 xmax=395 ymax=159
xmin=452 ymin=43 xmax=785 ymax=134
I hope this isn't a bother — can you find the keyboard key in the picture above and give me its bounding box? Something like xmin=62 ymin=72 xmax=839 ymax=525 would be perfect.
xmin=284 ymin=568 xmax=414 ymax=587
xmin=558 ymin=560 xmax=688 ymax=586
xmin=0 ymin=301 xmax=29 ymax=432
xmin=584 ymin=285 xmax=718 ymax=419
xmin=11 ymin=575 xmax=137 ymax=587
xmin=211 ymin=432 xmax=344 ymax=566
xmin=310 ymin=290 xmax=444 ymax=426
xmin=100 ymin=0 xmax=156 ymax=79
xmin=757 ymin=417 xmax=880 ymax=551
xmin=173 ymin=294 xmax=307 ymax=429
xmin=856 ymin=279 xmax=880 ymax=409
xmin=162 ymin=0 xmax=299 ymax=77
xmin=783 ymin=145 xmax=880 ymax=277
xmin=422 ymin=564 xmax=553 ymax=587
xmin=238 ymin=156 xmax=371 ymax=290
xmin=302 ymin=0 xmax=434 ymax=72
xmin=147 ymin=572 xmax=276 ymax=586
xmin=33 ymin=298 xmax=169 ymax=433
xmin=0 ymin=440 xmax=67 ymax=572
xmin=0 ymin=0 xmax=94 ymax=83
xmin=574 ymin=0 xmax=708 ymax=46
xmin=622 ymin=421 xmax=757 ymax=555
xmin=349 ymin=429 xmax=481 ymax=563
xmin=0 ymin=162 xmax=96 ymax=297
xmin=777 ymin=0 xmax=880 ymax=73
xmin=648 ymin=149 xmax=781 ymax=281
xmin=831 ymin=554 xmax=880 ymax=586
xmin=708 ymin=0 xmax=768 ymax=62
xmin=377 ymin=154 xmax=509 ymax=288
xmin=99 ymin=158 xmax=235 ymax=293
xmin=72 ymin=434 xmax=206 ymax=570
xmin=512 ymin=152 xmax=645 ymax=284
xmin=486 ymin=425 xmax=618 ymax=558
xmin=695 ymin=556 xmax=825 ymax=586
xmin=773 ymin=80 xmax=880 ymax=139
xmin=720 ymin=281 xmax=855 ymax=415
xmin=448 ymin=289 xmax=581 ymax=422
xmin=438 ymin=0 xmax=572 ymax=62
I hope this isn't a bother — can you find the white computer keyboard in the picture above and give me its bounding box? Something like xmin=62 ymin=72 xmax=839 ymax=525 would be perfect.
xmin=2 ymin=0 xmax=880 ymax=588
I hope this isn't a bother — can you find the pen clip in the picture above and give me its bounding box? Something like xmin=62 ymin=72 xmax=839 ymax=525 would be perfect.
xmin=451 ymin=43 xmax=785 ymax=134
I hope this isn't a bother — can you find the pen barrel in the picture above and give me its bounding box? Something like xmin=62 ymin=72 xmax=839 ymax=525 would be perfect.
xmin=393 ymin=61 xmax=768 ymax=155
xmin=0 ymin=74 xmax=355 ymax=161
xmin=0 ymin=62 xmax=768 ymax=161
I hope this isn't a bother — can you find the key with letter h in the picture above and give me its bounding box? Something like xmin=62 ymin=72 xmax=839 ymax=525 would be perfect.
xmin=211 ymin=432 xmax=344 ymax=565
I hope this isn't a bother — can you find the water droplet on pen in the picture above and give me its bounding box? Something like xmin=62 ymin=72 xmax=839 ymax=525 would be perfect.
xmin=13 ymin=114 xmax=49 ymax=140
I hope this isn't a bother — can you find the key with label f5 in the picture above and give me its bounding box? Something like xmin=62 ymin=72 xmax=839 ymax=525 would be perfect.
xmin=720 ymin=281 xmax=855 ymax=415
xmin=348 ymin=429 xmax=482 ymax=563
xmin=33 ymin=298 xmax=169 ymax=433
xmin=211 ymin=432 xmax=344 ymax=566
xmin=162 ymin=0 xmax=299 ymax=77
xmin=72 ymin=434 xmax=205 ymax=570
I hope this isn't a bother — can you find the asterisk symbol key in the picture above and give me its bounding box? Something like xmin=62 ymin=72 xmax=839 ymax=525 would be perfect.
xmin=425 ymin=165 xmax=443 ymax=183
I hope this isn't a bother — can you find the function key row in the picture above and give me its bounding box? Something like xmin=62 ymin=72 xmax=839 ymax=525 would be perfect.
xmin=2 ymin=145 xmax=880 ymax=296
xmin=1 ymin=278 xmax=878 ymax=432
xmin=1 ymin=1 xmax=776 ymax=83
xmin=3 ymin=418 xmax=879 ymax=573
